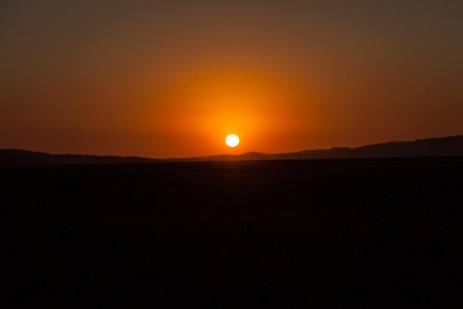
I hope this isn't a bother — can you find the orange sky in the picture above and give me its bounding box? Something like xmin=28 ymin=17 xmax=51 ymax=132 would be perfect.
xmin=1 ymin=1 xmax=462 ymax=157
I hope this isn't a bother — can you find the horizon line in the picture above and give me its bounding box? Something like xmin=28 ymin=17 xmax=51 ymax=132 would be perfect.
xmin=1 ymin=134 xmax=462 ymax=160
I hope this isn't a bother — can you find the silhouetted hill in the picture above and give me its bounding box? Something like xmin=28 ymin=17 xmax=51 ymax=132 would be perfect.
xmin=284 ymin=135 xmax=463 ymax=160
xmin=2 ymin=135 xmax=463 ymax=165
xmin=0 ymin=149 xmax=159 ymax=166
xmin=170 ymin=135 xmax=463 ymax=161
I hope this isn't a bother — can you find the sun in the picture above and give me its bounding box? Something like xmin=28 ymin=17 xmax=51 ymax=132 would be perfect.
xmin=225 ymin=134 xmax=240 ymax=147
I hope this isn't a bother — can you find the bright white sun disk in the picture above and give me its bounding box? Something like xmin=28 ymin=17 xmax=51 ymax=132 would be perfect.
xmin=226 ymin=134 xmax=240 ymax=147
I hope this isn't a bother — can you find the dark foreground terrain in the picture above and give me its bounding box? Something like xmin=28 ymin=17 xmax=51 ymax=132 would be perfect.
xmin=2 ymin=158 xmax=463 ymax=307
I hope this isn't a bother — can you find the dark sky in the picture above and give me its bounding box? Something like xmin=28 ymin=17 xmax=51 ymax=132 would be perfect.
xmin=1 ymin=0 xmax=462 ymax=157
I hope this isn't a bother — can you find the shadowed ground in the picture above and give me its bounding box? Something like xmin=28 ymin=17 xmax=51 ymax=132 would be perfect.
xmin=2 ymin=158 xmax=463 ymax=307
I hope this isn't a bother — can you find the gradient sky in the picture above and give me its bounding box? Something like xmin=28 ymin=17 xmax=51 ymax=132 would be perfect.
xmin=1 ymin=0 xmax=462 ymax=157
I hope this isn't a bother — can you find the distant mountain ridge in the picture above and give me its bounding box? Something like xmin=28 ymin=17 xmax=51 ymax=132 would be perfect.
xmin=0 ymin=149 xmax=159 ymax=166
xmin=1 ymin=135 xmax=463 ymax=166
